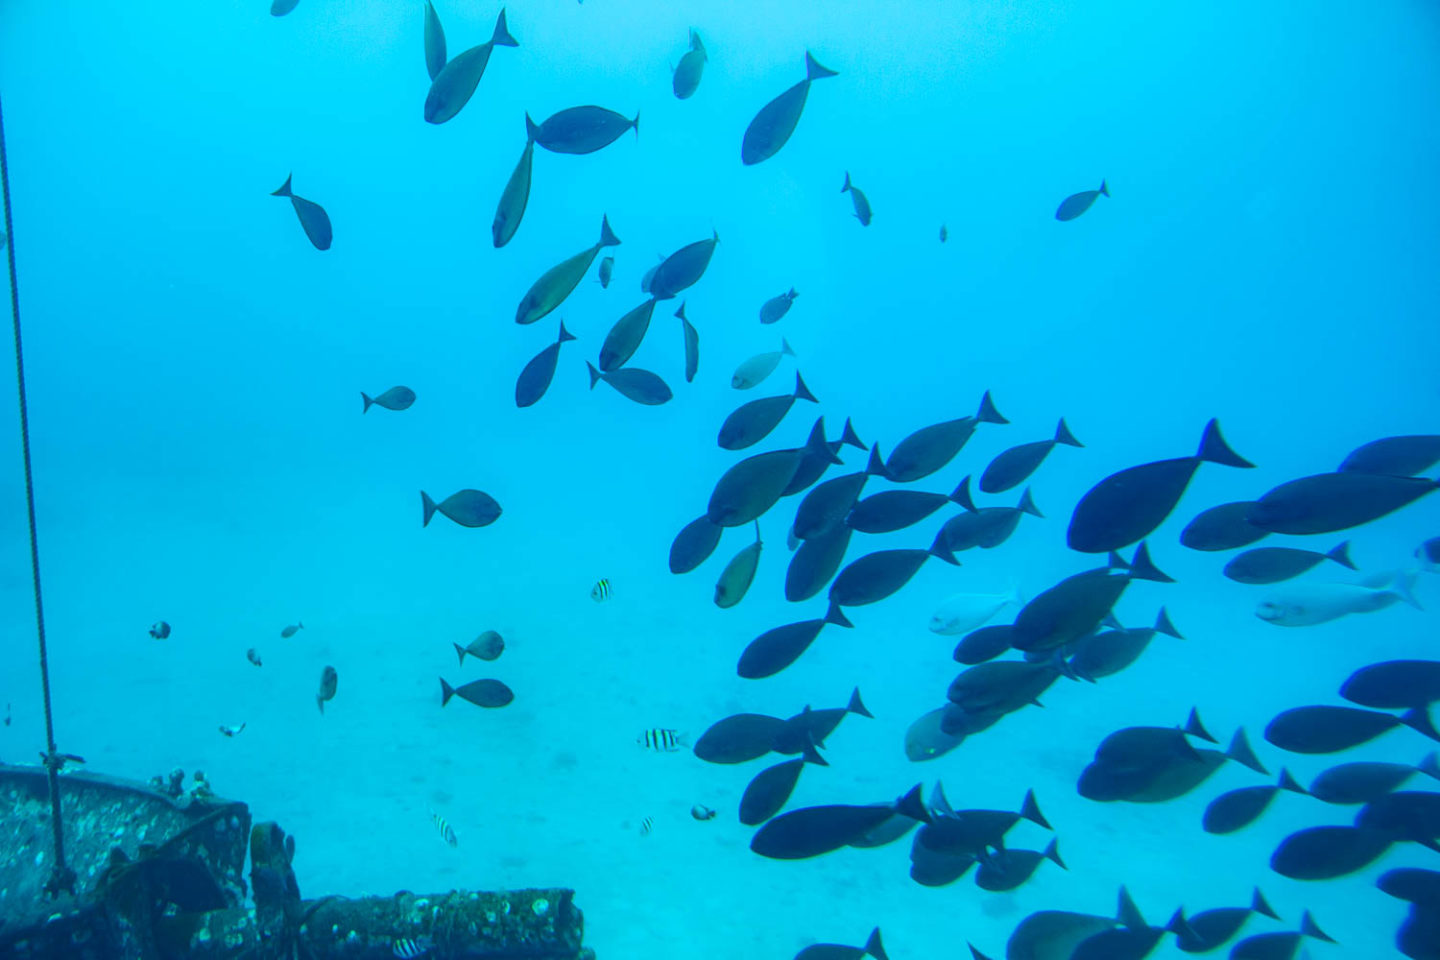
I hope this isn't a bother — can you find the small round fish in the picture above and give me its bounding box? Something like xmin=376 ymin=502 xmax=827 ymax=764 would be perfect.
xmin=361 ymin=386 xmax=416 ymax=413
xmin=149 ymin=620 xmax=171 ymax=640
xmin=454 ymin=630 xmax=504 ymax=664
xmin=690 ymin=804 xmax=716 ymax=821
xmin=218 ymin=722 xmax=246 ymax=737
xmin=431 ymin=812 xmax=458 ymax=847
xmin=246 ymin=648 xmax=263 ymax=667
xmin=597 ymin=255 xmax=615 ymax=288
xmin=280 ymin=621 xmax=304 ymax=638
xmin=394 ymin=935 xmax=434 ymax=959
xmin=591 ymin=578 xmax=612 ymax=602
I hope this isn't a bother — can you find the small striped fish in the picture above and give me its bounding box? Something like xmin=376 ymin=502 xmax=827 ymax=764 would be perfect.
xmin=590 ymin=578 xmax=612 ymax=602
xmin=392 ymin=936 xmax=433 ymax=959
xmin=639 ymin=816 xmax=654 ymax=836
xmin=637 ymin=728 xmax=684 ymax=752
xmin=432 ymin=812 xmax=458 ymax=847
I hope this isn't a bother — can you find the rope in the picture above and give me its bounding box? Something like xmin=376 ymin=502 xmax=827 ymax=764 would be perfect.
xmin=0 ymin=91 xmax=76 ymax=898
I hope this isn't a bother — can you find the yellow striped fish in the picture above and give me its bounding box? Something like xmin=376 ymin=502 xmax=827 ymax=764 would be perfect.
xmin=639 ymin=816 xmax=654 ymax=836
xmin=637 ymin=728 xmax=685 ymax=752
xmin=590 ymin=578 xmax=613 ymax=602
xmin=432 ymin=812 xmax=458 ymax=847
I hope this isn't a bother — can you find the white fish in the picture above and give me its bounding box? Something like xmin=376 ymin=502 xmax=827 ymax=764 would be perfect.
xmin=1256 ymin=571 xmax=1422 ymax=627
xmin=929 ymin=587 xmax=1021 ymax=636
xmin=731 ymin=338 xmax=795 ymax=390
xmin=219 ymin=722 xmax=246 ymax=737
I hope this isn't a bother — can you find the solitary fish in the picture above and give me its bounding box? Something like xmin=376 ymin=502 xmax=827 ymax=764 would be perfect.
xmin=1055 ymin=180 xmax=1109 ymax=221
xmin=316 ymin=666 xmax=337 ymax=714
xmin=718 ymin=372 xmax=819 ymax=450
xmin=742 ymin=52 xmax=838 ymax=165
xmin=1248 ymin=471 xmax=1439 ymax=535
xmin=886 ymin=391 xmax=1008 ymax=483
xmin=270 ymin=174 xmax=332 ymax=251
xmin=246 ymin=648 xmax=262 ymax=667
xmin=271 ymin=0 xmax=299 ymax=16
xmin=794 ymin=927 xmax=887 ymax=960
xmin=362 ymin=386 xmax=416 ymax=413
xmin=432 ymin=812 xmax=458 ymax=846
xmin=649 ymin=231 xmax=719 ymax=300
xmin=980 ymin=418 xmax=1082 ymax=494
xmin=759 ymin=288 xmax=798 ymax=325
xmin=219 ymin=721 xmax=247 ymax=737
xmin=280 ymin=622 xmax=304 ymax=638
xmin=586 ymin=362 xmax=672 ymax=405
xmin=672 ymin=29 xmax=707 ymax=100
xmin=1223 ymin=541 xmax=1354 ymax=584
xmin=454 ymin=630 xmax=504 ymax=664
xmin=516 ymin=216 xmax=620 ymax=324
xmin=422 ymin=489 xmax=501 ymax=527
xmin=440 ymin=677 xmax=514 ymax=708
xmin=597 ymin=255 xmax=614 ymax=288
xmin=1180 ymin=501 xmax=1269 ymax=551
xmin=149 ymin=621 xmax=171 ymax=640
xmin=1255 ymin=572 xmax=1420 ymax=626
xmin=841 ymin=172 xmax=872 ymax=225
xmin=678 ymin=303 xmax=699 ymax=383
xmin=423 ymin=1 xmax=446 ymax=81
xmin=715 ymin=523 xmax=764 ymax=609
xmin=423 ymin=9 xmax=517 ymax=124
xmin=733 ymin=338 xmax=794 ymax=390
xmin=492 ymin=136 xmax=534 ymax=248
xmin=1067 ymin=419 xmax=1253 ymax=553
xmin=599 ymin=299 xmax=658 ymax=372
xmin=527 ymin=106 xmax=638 ymax=155
xmin=638 ymin=728 xmax=685 ymax=751
xmin=1339 ymin=434 xmax=1440 ymax=477
xmin=591 ymin=578 xmax=612 ymax=602
xmin=737 ymin=604 xmax=853 ymax=679
xmin=515 ymin=320 xmax=578 ymax=408
xmin=939 ymin=224 xmax=948 ymax=242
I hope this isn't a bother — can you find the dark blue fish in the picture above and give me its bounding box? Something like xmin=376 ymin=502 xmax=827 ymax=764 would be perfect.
xmin=780 ymin=418 xmax=866 ymax=497
xmin=1228 ymin=912 xmax=1334 ymax=958
xmin=672 ymin=29 xmax=707 ymax=100
xmin=785 ymin=521 xmax=854 ymax=602
xmin=1339 ymin=434 xmax=1440 ymax=477
xmin=980 ymin=418 xmax=1082 ymax=494
xmin=1223 ymin=541 xmax=1353 ymax=584
xmin=598 ymin=298 xmax=658 ymax=372
xmin=1179 ymin=500 xmax=1269 ymax=551
xmin=693 ymin=713 xmax=786 ymax=764
xmin=1055 ymin=180 xmax=1109 ymax=221
xmin=649 ymin=231 xmax=719 ymax=299
xmin=952 ymin=625 xmax=1014 ymax=665
xmin=846 ymin=478 xmax=968 ymax=534
xmin=423 ymin=1 xmax=447 ymax=81
xmin=1010 ymin=543 xmax=1171 ymax=654
xmin=362 ymin=386 xmax=416 ymax=413
xmin=841 ymin=171 xmax=872 ymax=225
xmin=937 ymin=479 xmax=1043 ymax=551
xmin=1248 ymin=471 xmax=1439 ymax=535
xmin=1342 ymin=660 xmax=1440 ymax=710
xmin=515 ymin=320 xmax=576 ymax=407
xmin=794 ymin=446 xmax=887 ymax=540
xmin=760 ymin=288 xmax=798 ymax=324
xmin=1201 ymin=768 xmax=1307 ymax=834
xmin=492 ymin=136 xmax=534 ymax=248
xmin=708 ymin=418 xmax=839 ymax=527
xmin=678 ymin=302 xmax=699 ymax=383
xmin=527 ymin=106 xmax=638 ymax=155
xmin=669 ymin=514 xmax=723 ymax=574
xmin=271 ymin=0 xmax=299 ymax=15
xmin=740 ymin=739 xmax=827 ymax=826
xmin=1308 ymin=753 xmax=1440 ymax=804
xmin=947 ymin=660 xmax=1063 ymax=717
xmin=1272 ymin=825 xmax=1393 ymax=880
xmin=750 ymin=785 xmax=930 ymax=860
xmin=516 ymin=216 xmax=620 ymax=324
xmin=715 ymin=522 xmax=763 ymax=609
xmin=1068 ymin=419 xmax=1253 ymax=553
xmin=886 ymin=391 xmax=1007 ymax=483
xmin=421 ymin=489 xmax=501 ymax=528
xmin=974 ymin=839 xmax=1065 ymax=892
xmin=423 ymin=10 xmax=517 ymax=124
xmin=772 ymin=688 xmax=871 ymax=754
xmin=719 ymin=373 xmax=818 ymax=450
xmin=586 ymin=362 xmax=671 ymax=405
xmin=270 ymin=174 xmax=332 ymax=250
xmin=1175 ymin=889 xmax=1279 ymax=954
xmin=915 ymin=789 xmax=1050 ymax=859
xmin=597 ymin=255 xmax=614 ymax=288
xmin=1264 ymin=704 xmax=1440 ymax=754
xmin=794 ymin=927 xmax=887 ymax=960
xmin=737 ymin=603 xmax=852 ymax=679
xmin=828 ymin=538 xmax=959 ymax=608
xmin=1066 ymin=607 xmax=1181 ymax=681
xmin=741 ymin=51 xmax=838 ymax=165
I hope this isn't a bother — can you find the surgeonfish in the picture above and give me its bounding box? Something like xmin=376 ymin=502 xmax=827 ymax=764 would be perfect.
xmin=493 ymin=136 xmax=535 ymax=248
xmin=929 ymin=588 xmax=1021 ymax=636
xmin=648 ymin=231 xmax=720 ymax=300
xmin=841 ymin=172 xmax=872 ymax=225
xmin=586 ymin=362 xmax=673 ymax=405
xmin=1055 ymin=180 xmax=1109 ymax=221
xmin=1255 ymin=571 xmax=1420 ymax=626
xmin=423 ymin=9 xmax=517 ymax=124
xmin=280 ymin=622 xmax=304 ymax=638
xmin=316 ymin=666 xmax=338 ymax=713
xmin=742 ymin=52 xmax=838 ymax=165
xmin=362 ymin=386 xmax=416 ymax=413
xmin=760 ymin=288 xmax=798 ymax=325
xmin=733 ymin=338 xmax=795 ymax=389
xmin=270 ymin=174 xmax=332 ymax=250
xmin=515 ymin=320 xmax=578 ymax=408
xmin=439 ymin=677 xmax=514 ymax=708
xmin=980 ymin=418 xmax=1082 ymax=494
xmin=422 ymin=1 xmax=446 ymax=81
xmin=672 ymin=29 xmax=706 ymax=100
xmin=421 ymin=489 xmax=502 ymax=528
xmin=516 ymin=215 xmax=621 ymax=324
xmin=715 ymin=522 xmax=763 ymax=608
xmin=678 ymin=302 xmax=699 ymax=383
xmin=454 ymin=630 xmax=505 ymax=664
xmin=527 ymin=106 xmax=638 ymax=155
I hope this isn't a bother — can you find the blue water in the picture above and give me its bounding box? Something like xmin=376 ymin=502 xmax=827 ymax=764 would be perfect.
xmin=2 ymin=0 xmax=1438 ymax=957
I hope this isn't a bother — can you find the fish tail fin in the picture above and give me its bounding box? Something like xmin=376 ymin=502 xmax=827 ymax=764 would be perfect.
xmin=1196 ymin=418 xmax=1255 ymax=467
xmin=674 ymin=301 xmax=687 ymax=320
xmin=824 ymin=601 xmax=854 ymax=628
xmin=317 ymin=694 xmax=324 ymax=714
xmin=440 ymin=677 xmax=456 ymax=706
xmin=842 ymin=171 xmax=852 ymax=193
xmin=894 ymin=783 xmax=932 ymax=824
xmin=525 ymin=112 xmax=540 ymax=142
xmin=865 ymin=444 xmax=887 ymax=477
xmin=1252 ymin=887 xmax=1280 ymax=920
xmin=1419 ymin=751 xmax=1440 ymax=782
xmin=1128 ymin=541 xmax=1174 ymax=582
xmin=361 ymin=391 xmax=374 ymax=413
xmin=558 ymin=319 xmax=577 ymax=343
xmin=1099 ymin=179 xmax=1110 ymax=197
xmin=780 ymin=336 xmax=795 ymax=357
xmin=1154 ymin=606 xmax=1183 ymax=639
xmin=801 ymin=736 xmax=828 ymax=767
xmin=270 ymin=173 xmax=294 ymax=197
xmin=586 ymin=362 xmax=602 ymax=390
xmin=975 ymin=390 xmax=1008 ymax=424
xmin=1277 ymin=767 xmax=1307 ymax=795
xmin=1164 ymin=909 xmax=1193 ymax=940
xmin=928 ymin=535 xmax=960 ymax=566
xmin=793 ymin=371 xmax=818 ymax=403
xmin=491 ymin=8 xmax=518 ymax=46
xmin=1116 ymin=886 xmax=1146 ymax=929
xmin=1054 ymin=417 xmax=1083 ymax=447
xmin=952 ymin=475 xmax=977 ymax=512
xmin=453 ymin=642 xmax=467 ymax=666
xmin=863 ymin=927 xmax=888 ymax=960
xmin=839 ymin=416 xmax=866 ymax=450
xmin=599 ymin=214 xmax=621 ymax=247
xmin=1394 ymin=569 xmax=1423 ymax=610
xmin=806 ymin=417 xmax=842 ymax=464
xmin=804 ymin=51 xmax=838 ymax=80
xmin=788 ymin=287 xmax=798 ymax=299
xmin=1044 ymin=836 xmax=1066 ymax=869
xmin=966 ymin=944 xmax=995 ymax=960
xmin=1401 ymin=706 xmax=1440 ymax=743
xmin=689 ymin=28 xmax=703 ymax=52
xmin=1107 ymin=550 xmax=1130 ymax=571
xmin=1328 ymin=540 xmax=1356 ymax=570
xmin=1017 ymin=487 xmax=1043 ymax=518
xmin=421 ymin=491 xmax=438 ymax=526
xmin=632 ymin=111 xmax=640 ymax=138
xmin=297 ymin=621 xmax=303 ymax=629
xmin=1226 ymin=728 xmax=1268 ymax=774
xmin=846 ymin=686 xmax=872 ymax=718
xmin=1020 ymin=788 xmax=1050 ymax=829
xmin=1299 ymin=911 xmax=1335 ymax=944
xmin=1185 ymin=707 xmax=1217 ymax=743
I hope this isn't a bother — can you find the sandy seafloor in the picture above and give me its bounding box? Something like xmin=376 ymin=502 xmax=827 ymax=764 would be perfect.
xmin=2 ymin=0 xmax=1440 ymax=958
